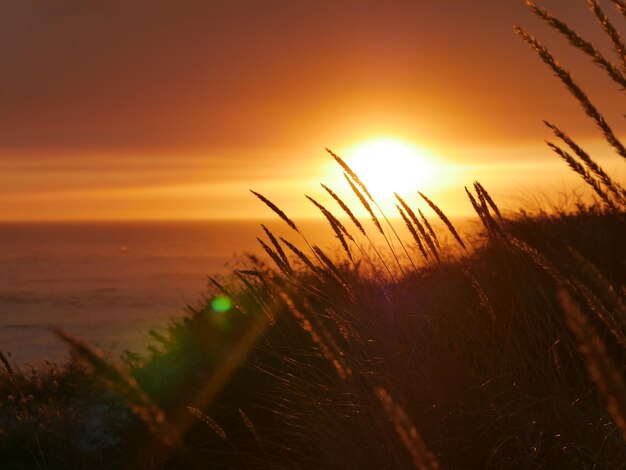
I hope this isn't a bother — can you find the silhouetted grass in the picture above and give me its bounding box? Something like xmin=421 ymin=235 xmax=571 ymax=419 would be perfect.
xmin=1 ymin=2 xmax=625 ymax=469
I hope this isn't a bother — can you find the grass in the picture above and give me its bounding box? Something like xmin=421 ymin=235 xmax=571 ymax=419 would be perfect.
xmin=1 ymin=1 xmax=626 ymax=469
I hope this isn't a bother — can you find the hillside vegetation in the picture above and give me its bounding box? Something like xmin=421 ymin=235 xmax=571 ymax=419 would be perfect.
xmin=1 ymin=2 xmax=626 ymax=469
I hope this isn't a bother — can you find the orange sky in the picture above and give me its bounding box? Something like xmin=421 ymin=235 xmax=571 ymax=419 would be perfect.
xmin=0 ymin=0 xmax=624 ymax=220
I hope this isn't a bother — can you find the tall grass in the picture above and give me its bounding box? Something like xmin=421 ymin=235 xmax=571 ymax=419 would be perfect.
xmin=1 ymin=1 xmax=625 ymax=469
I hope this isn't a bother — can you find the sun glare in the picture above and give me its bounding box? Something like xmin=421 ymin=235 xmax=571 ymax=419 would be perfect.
xmin=343 ymin=139 xmax=439 ymax=196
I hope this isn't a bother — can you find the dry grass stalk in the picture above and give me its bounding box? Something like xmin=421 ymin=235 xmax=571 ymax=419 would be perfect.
xmin=417 ymin=209 xmax=440 ymax=249
xmin=397 ymin=204 xmax=429 ymax=262
xmin=418 ymin=219 xmax=439 ymax=262
xmin=276 ymin=287 xmax=352 ymax=380
xmin=207 ymin=276 xmax=226 ymax=294
xmin=465 ymin=187 xmax=488 ymax=229
xmin=279 ymin=237 xmax=318 ymax=273
xmin=573 ymin=280 xmax=626 ymax=347
xmin=545 ymin=121 xmax=626 ymax=204
xmin=343 ymin=172 xmax=407 ymax=281
xmin=187 ymin=407 xmax=227 ymax=440
xmin=307 ymin=196 xmax=353 ymax=241
xmin=375 ymin=387 xmax=440 ymax=470
xmin=326 ymin=147 xmax=373 ymax=201
xmin=329 ymin=153 xmax=406 ymax=273
xmin=235 ymin=271 xmax=257 ymax=296
xmin=237 ymin=269 xmax=272 ymax=307
xmin=473 ymin=182 xmax=503 ymax=221
xmin=324 ymin=306 xmax=354 ymax=342
xmin=515 ymin=26 xmax=626 ymax=161
xmin=473 ymin=186 xmax=506 ymax=237
xmin=418 ymin=192 xmax=466 ymax=250
xmin=322 ymin=183 xmax=367 ymax=236
xmin=312 ymin=245 xmax=346 ymax=284
xmin=321 ymin=185 xmax=394 ymax=283
xmin=235 ymin=272 xmax=274 ymax=319
xmin=395 ymin=194 xmax=439 ymax=261
xmin=344 ymin=173 xmax=384 ymax=235
xmin=250 ymin=190 xmax=299 ymax=233
xmin=306 ymin=195 xmax=353 ymax=261
xmin=526 ymin=1 xmax=626 ymax=86
xmin=207 ymin=276 xmax=227 ymax=294
xmin=395 ymin=194 xmax=429 ymax=257
xmin=587 ymin=0 xmax=626 ymax=71
xmin=611 ymin=0 xmax=626 ymax=18
xmin=239 ymin=268 xmax=273 ymax=303
xmin=567 ymin=246 xmax=626 ymax=328
xmin=237 ymin=268 xmax=265 ymax=279
xmin=414 ymin=209 xmax=441 ymax=262
xmin=379 ymin=212 xmax=416 ymax=275
xmin=509 ymin=238 xmax=566 ymax=286
xmin=546 ymin=141 xmax=615 ymax=208
xmin=464 ymin=269 xmax=497 ymax=321
xmin=257 ymin=238 xmax=291 ymax=274
xmin=238 ymin=408 xmax=259 ymax=441
xmin=558 ymin=288 xmax=626 ymax=442
xmin=0 ymin=350 xmax=15 ymax=379
xmin=261 ymin=224 xmax=291 ymax=270
xmin=54 ymin=328 xmax=180 ymax=448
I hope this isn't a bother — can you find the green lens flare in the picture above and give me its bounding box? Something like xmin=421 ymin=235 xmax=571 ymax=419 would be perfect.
xmin=211 ymin=296 xmax=232 ymax=313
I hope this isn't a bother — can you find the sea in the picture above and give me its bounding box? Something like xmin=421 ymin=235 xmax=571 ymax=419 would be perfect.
xmin=0 ymin=220 xmax=331 ymax=366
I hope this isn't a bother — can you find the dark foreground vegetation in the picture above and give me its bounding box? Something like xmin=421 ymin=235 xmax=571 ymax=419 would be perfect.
xmin=2 ymin=1 xmax=626 ymax=469
xmin=2 ymin=201 xmax=625 ymax=469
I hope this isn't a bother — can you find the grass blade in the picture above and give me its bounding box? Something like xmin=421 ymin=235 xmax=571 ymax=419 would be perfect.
xmin=418 ymin=192 xmax=466 ymax=250
xmin=558 ymin=289 xmax=626 ymax=442
xmin=515 ymin=26 xmax=626 ymax=161
xmin=250 ymin=190 xmax=299 ymax=233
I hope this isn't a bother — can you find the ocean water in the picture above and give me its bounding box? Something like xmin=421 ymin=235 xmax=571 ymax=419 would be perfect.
xmin=0 ymin=220 xmax=331 ymax=365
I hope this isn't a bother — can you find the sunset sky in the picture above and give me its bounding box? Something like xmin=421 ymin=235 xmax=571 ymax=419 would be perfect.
xmin=1 ymin=0 xmax=625 ymax=220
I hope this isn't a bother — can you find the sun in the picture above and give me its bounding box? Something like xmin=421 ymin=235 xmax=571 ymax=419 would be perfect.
xmin=342 ymin=138 xmax=438 ymax=196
